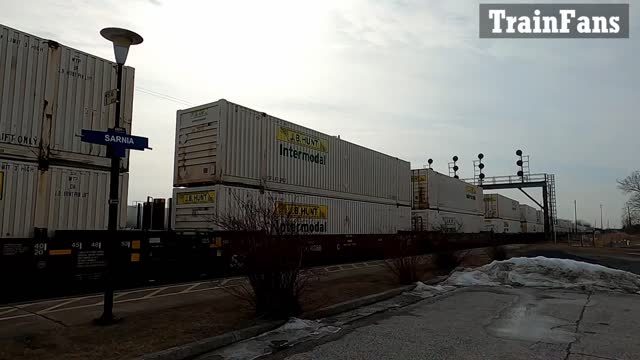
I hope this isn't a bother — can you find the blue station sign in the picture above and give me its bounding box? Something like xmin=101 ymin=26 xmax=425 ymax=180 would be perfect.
xmin=81 ymin=128 xmax=151 ymax=157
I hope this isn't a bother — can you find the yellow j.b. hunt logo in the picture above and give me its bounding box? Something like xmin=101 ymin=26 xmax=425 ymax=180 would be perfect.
xmin=411 ymin=175 xmax=427 ymax=182
xmin=277 ymin=127 xmax=328 ymax=152
xmin=275 ymin=202 xmax=328 ymax=219
xmin=177 ymin=190 xmax=216 ymax=205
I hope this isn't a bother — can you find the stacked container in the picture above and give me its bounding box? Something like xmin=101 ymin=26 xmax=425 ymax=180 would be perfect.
xmin=172 ymin=100 xmax=411 ymax=234
xmin=556 ymin=219 xmax=574 ymax=233
xmin=410 ymin=169 xmax=484 ymax=233
xmin=519 ymin=204 xmax=543 ymax=233
xmin=0 ymin=25 xmax=132 ymax=238
xmin=483 ymin=194 xmax=521 ymax=233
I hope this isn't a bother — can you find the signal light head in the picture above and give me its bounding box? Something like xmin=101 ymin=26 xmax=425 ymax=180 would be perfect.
xmin=478 ymin=153 xmax=484 ymax=160
xmin=479 ymin=163 xmax=485 ymax=170
xmin=479 ymin=173 xmax=485 ymax=179
xmin=428 ymin=158 xmax=433 ymax=165
xmin=454 ymin=175 xmax=459 ymax=179
xmin=453 ymin=165 xmax=459 ymax=172
xmin=453 ymin=156 xmax=458 ymax=162
xmin=516 ymin=149 xmax=523 ymax=156
xmin=517 ymin=170 xmax=524 ymax=177
xmin=516 ymin=160 xmax=523 ymax=167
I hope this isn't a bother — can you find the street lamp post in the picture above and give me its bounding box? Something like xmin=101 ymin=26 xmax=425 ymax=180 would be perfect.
xmin=96 ymin=27 xmax=143 ymax=325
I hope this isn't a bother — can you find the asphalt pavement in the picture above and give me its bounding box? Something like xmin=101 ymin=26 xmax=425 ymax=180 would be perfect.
xmin=267 ymin=286 xmax=639 ymax=360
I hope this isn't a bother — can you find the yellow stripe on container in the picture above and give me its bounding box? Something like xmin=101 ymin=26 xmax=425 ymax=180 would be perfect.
xmin=49 ymin=249 xmax=72 ymax=256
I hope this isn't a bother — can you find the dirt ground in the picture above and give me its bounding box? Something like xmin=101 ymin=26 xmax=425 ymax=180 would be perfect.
xmin=0 ymin=249 xmax=495 ymax=360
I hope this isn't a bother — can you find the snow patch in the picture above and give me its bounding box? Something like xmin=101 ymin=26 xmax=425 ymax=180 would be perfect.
xmin=408 ymin=282 xmax=455 ymax=298
xmin=445 ymin=256 xmax=640 ymax=293
xmin=209 ymin=318 xmax=340 ymax=360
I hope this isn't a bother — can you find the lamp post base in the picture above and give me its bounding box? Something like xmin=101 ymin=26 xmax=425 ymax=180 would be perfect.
xmin=93 ymin=314 xmax=122 ymax=326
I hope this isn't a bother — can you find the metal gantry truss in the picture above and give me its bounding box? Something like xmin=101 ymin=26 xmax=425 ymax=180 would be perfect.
xmin=464 ymin=173 xmax=558 ymax=239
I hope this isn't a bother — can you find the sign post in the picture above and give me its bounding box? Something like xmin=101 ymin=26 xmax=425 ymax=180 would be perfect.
xmin=82 ymin=81 xmax=149 ymax=326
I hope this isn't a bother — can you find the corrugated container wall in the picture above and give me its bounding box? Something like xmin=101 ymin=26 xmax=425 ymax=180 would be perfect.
xmin=483 ymin=194 xmax=520 ymax=220
xmin=411 ymin=209 xmax=483 ymax=233
xmin=521 ymin=222 xmax=543 ymax=233
xmin=172 ymin=184 xmax=410 ymax=235
xmin=557 ymin=219 xmax=574 ymax=232
xmin=174 ymin=100 xmax=410 ymax=206
xmin=411 ymin=169 xmax=483 ymax=215
xmin=0 ymin=159 xmax=128 ymax=238
xmin=483 ymin=219 xmax=521 ymax=233
xmin=519 ymin=204 xmax=538 ymax=223
xmin=0 ymin=25 xmax=134 ymax=169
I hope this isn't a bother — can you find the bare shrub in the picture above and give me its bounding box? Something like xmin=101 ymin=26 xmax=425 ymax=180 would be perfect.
xmin=433 ymin=250 xmax=466 ymax=273
xmin=212 ymin=190 xmax=315 ymax=319
xmin=384 ymin=237 xmax=422 ymax=284
xmin=487 ymin=245 xmax=507 ymax=261
xmin=385 ymin=256 xmax=421 ymax=284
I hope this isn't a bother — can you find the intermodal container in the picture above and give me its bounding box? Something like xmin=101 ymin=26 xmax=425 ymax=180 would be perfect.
xmin=0 ymin=159 xmax=128 ymax=238
xmin=519 ymin=204 xmax=538 ymax=223
xmin=172 ymin=184 xmax=411 ymax=234
xmin=556 ymin=219 xmax=574 ymax=233
xmin=411 ymin=209 xmax=483 ymax=233
xmin=411 ymin=169 xmax=483 ymax=215
xmin=0 ymin=25 xmax=135 ymax=169
xmin=521 ymin=222 xmax=544 ymax=233
xmin=484 ymin=194 xmax=520 ymax=221
xmin=483 ymin=218 xmax=521 ymax=233
xmin=173 ymin=100 xmax=410 ymax=206
xmin=536 ymin=210 xmax=543 ymax=225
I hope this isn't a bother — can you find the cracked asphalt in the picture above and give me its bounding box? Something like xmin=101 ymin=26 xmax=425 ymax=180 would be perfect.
xmin=266 ymin=287 xmax=639 ymax=360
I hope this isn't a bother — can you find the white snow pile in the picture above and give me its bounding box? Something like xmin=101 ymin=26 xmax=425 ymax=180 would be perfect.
xmin=409 ymin=282 xmax=455 ymax=298
xmin=445 ymin=256 xmax=640 ymax=294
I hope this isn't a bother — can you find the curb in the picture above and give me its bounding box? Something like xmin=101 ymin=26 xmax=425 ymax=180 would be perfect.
xmin=303 ymin=284 xmax=416 ymax=320
xmin=134 ymin=320 xmax=285 ymax=360
xmin=135 ymin=277 xmax=449 ymax=360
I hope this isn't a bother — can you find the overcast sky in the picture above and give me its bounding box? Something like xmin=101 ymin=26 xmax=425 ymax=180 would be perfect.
xmin=1 ymin=0 xmax=637 ymax=227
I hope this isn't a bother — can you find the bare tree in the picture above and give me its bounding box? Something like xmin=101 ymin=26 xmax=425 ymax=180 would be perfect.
xmin=617 ymin=171 xmax=640 ymax=228
xmin=618 ymin=171 xmax=640 ymax=194
xmin=621 ymin=207 xmax=640 ymax=230
xmin=211 ymin=189 xmax=317 ymax=318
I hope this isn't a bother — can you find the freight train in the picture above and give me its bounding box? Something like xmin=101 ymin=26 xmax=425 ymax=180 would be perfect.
xmin=0 ymin=24 xmax=588 ymax=303
xmin=0 ymin=24 xmax=590 ymax=243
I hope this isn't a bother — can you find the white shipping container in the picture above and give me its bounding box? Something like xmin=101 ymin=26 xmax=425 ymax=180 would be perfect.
xmin=519 ymin=204 xmax=538 ymax=223
xmin=483 ymin=219 xmax=521 ymax=233
xmin=411 ymin=169 xmax=483 ymax=215
xmin=556 ymin=219 xmax=574 ymax=233
xmin=172 ymin=184 xmax=410 ymax=235
xmin=174 ymin=100 xmax=410 ymax=206
xmin=521 ymin=222 xmax=544 ymax=233
xmin=536 ymin=210 xmax=543 ymax=225
xmin=0 ymin=159 xmax=128 ymax=238
xmin=0 ymin=25 xmax=135 ymax=168
xmin=411 ymin=209 xmax=483 ymax=233
xmin=484 ymin=194 xmax=520 ymax=221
